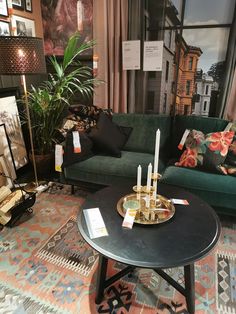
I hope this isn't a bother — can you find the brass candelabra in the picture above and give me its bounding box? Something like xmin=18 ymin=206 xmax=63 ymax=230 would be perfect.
xmin=117 ymin=173 xmax=175 ymax=225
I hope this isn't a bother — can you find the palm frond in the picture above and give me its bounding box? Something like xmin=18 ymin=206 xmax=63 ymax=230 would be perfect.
xmin=24 ymin=32 xmax=102 ymax=154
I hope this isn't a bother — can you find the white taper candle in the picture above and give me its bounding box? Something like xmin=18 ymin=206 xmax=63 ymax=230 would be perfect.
xmin=137 ymin=165 xmax=142 ymax=191
xmin=146 ymin=163 xmax=152 ymax=192
xmin=154 ymin=129 xmax=160 ymax=175
xmin=146 ymin=163 xmax=152 ymax=208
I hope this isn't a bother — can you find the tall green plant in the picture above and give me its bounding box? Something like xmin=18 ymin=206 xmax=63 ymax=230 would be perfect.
xmin=24 ymin=32 xmax=100 ymax=155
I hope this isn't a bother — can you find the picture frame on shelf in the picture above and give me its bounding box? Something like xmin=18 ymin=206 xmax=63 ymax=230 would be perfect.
xmin=0 ymin=20 xmax=10 ymax=35
xmin=24 ymin=0 xmax=32 ymax=12
xmin=0 ymin=124 xmax=16 ymax=181
xmin=12 ymin=0 xmax=24 ymax=10
xmin=0 ymin=154 xmax=14 ymax=188
xmin=12 ymin=15 xmax=35 ymax=36
xmin=0 ymin=88 xmax=28 ymax=171
xmin=0 ymin=0 xmax=8 ymax=17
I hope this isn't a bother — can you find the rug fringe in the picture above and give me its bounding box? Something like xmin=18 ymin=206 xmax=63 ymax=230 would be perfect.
xmin=218 ymin=304 xmax=236 ymax=314
xmin=36 ymin=249 xmax=91 ymax=277
xmin=217 ymin=250 xmax=236 ymax=260
xmin=0 ymin=283 xmax=61 ymax=314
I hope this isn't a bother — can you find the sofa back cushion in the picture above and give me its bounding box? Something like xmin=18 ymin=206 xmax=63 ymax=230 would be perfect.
xmin=172 ymin=115 xmax=229 ymax=158
xmin=112 ymin=114 xmax=172 ymax=156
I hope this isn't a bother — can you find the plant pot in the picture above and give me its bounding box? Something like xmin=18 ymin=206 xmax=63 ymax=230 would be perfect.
xmin=29 ymin=152 xmax=54 ymax=178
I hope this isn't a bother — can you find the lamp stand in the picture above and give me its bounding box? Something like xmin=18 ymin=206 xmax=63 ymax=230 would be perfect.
xmin=21 ymin=74 xmax=39 ymax=187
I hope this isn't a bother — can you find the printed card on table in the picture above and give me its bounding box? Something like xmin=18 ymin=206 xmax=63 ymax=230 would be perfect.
xmin=83 ymin=207 xmax=108 ymax=239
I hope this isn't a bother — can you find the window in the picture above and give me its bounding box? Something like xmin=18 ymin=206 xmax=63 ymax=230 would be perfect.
xmin=186 ymin=80 xmax=191 ymax=95
xmin=163 ymin=93 xmax=167 ymax=113
xmin=149 ymin=71 xmax=156 ymax=78
xmin=188 ymin=57 xmax=193 ymax=70
xmin=184 ymin=105 xmax=189 ymax=115
xmin=165 ymin=61 xmax=169 ymax=82
xmin=147 ymin=91 xmax=155 ymax=110
xmin=167 ymin=29 xmax=172 ymax=49
xmin=171 ymin=81 xmax=175 ymax=93
xmin=126 ymin=0 xmax=235 ymax=118
xmin=204 ymin=101 xmax=207 ymax=111
xmin=164 ymin=27 xmax=172 ymax=49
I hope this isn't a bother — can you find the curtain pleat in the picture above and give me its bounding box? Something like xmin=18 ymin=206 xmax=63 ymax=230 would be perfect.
xmin=93 ymin=0 xmax=128 ymax=113
xmin=224 ymin=68 xmax=236 ymax=121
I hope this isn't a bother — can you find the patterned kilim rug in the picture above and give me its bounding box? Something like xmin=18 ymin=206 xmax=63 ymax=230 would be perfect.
xmin=0 ymin=183 xmax=235 ymax=314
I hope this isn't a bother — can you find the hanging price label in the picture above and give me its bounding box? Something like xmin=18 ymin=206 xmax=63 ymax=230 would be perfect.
xmin=178 ymin=129 xmax=190 ymax=150
xmin=55 ymin=144 xmax=63 ymax=172
xmin=73 ymin=131 xmax=81 ymax=153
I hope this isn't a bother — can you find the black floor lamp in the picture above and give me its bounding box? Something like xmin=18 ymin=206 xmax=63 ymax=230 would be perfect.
xmin=0 ymin=36 xmax=46 ymax=187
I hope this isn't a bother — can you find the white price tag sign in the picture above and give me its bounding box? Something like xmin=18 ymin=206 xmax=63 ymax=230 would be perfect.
xmin=171 ymin=198 xmax=189 ymax=205
xmin=72 ymin=131 xmax=81 ymax=153
xmin=178 ymin=129 xmax=190 ymax=150
xmin=55 ymin=144 xmax=63 ymax=172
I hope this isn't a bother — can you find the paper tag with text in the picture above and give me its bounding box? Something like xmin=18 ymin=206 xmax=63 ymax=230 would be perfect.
xmin=55 ymin=144 xmax=63 ymax=172
xmin=178 ymin=129 xmax=190 ymax=150
xmin=73 ymin=131 xmax=81 ymax=153
xmin=171 ymin=198 xmax=189 ymax=205
xmin=83 ymin=208 xmax=108 ymax=239
xmin=122 ymin=208 xmax=138 ymax=229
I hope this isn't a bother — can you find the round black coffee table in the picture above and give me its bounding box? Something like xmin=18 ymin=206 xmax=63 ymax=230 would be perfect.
xmin=77 ymin=182 xmax=221 ymax=314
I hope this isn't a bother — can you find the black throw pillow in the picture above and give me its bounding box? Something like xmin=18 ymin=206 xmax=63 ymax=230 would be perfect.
xmin=63 ymin=131 xmax=94 ymax=168
xmin=88 ymin=112 xmax=132 ymax=157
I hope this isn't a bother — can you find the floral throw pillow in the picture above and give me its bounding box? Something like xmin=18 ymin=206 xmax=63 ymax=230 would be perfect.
xmin=175 ymin=129 xmax=235 ymax=173
xmin=218 ymin=122 xmax=236 ymax=176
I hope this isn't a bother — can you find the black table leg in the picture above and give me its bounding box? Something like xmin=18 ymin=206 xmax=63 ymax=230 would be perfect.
xmin=184 ymin=264 xmax=195 ymax=314
xmin=95 ymin=254 xmax=108 ymax=304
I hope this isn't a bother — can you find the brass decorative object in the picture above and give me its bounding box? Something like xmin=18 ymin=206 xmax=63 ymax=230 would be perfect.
xmin=117 ymin=173 xmax=175 ymax=225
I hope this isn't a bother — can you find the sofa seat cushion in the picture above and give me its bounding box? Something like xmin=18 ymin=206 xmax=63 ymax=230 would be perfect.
xmin=160 ymin=166 xmax=236 ymax=209
xmin=64 ymin=150 xmax=166 ymax=186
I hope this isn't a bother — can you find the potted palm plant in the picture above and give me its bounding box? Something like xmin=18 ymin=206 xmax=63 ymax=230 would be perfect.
xmin=22 ymin=32 xmax=100 ymax=174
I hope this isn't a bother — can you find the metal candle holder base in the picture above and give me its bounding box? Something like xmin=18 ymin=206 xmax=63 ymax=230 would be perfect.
xmin=117 ymin=173 xmax=175 ymax=225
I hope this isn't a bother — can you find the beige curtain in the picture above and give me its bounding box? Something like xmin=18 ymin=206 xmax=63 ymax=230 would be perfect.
xmin=224 ymin=68 xmax=236 ymax=121
xmin=93 ymin=0 xmax=128 ymax=112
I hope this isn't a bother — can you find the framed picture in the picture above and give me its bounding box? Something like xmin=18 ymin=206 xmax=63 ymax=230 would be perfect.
xmin=0 ymin=0 xmax=8 ymax=17
xmin=13 ymin=15 xmax=35 ymax=37
xmin=0 ymin=155 xmax=13 ymax=188
xmin=0 ymin=124 xmax=16 ymax=181
xmin=0 ymin=20 xmax=10 ymax=35
xmin=12 ymin=0 xmax=24 ymax=10
xmin=24 ymin=0 xmax=32 ymax=12
xmin=41 ymin=0 xmax=93 ymax=56
xmin=0 ymin=88 xmax=28 ymax=170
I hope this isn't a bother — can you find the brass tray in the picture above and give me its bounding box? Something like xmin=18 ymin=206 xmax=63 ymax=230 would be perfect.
xmin=117 ymin=193 xmax=175 ymax=225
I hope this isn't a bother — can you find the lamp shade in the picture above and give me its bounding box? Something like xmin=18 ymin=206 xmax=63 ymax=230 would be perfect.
xmin=0 ymin=36 xmax=46 ymax=75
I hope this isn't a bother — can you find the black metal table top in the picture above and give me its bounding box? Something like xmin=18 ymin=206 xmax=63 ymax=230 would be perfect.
xmin=78 ymin=183 xmax=221 ymax=269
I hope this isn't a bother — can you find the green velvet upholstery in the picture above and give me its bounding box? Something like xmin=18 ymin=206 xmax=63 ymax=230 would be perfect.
xmin=64 ymin=151 xmax=166 ymax=186
xmin=63 ymin=113 xmax=235 ymax=216
xmin=161 ymin=166 xmax=236 ymax=211
xmin=113 ymin=114 xmax=172 ymax=157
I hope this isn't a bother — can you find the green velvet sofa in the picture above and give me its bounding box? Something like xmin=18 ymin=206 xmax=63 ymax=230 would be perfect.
xmin=63 ymin=114 xmax=236 ymax=216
